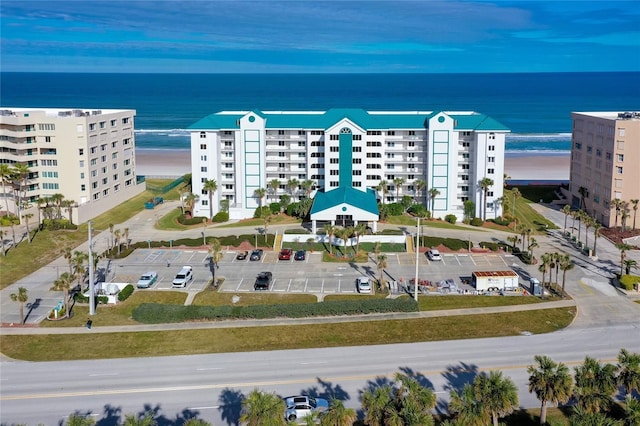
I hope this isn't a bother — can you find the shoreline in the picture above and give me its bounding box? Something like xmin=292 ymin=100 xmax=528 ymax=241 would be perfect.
xmin=134 ymin=148 xmax=571 ymax=182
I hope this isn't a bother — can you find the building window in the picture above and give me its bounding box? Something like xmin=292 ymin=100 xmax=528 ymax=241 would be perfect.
xmin=103 ymin=189 xmax=109 ymax=196
xmin=387 ymin=131 xmax=395 ymax=136
xmin=201 ymin=167 xmax=207 ymax=172
xmin=110 ymin=119 xmax=117 ymax=126
xmin=617 ymin=154 xmax=624 ymax=162
xmin=101 ymin=155 xmax=107 ymax=163
xmin=112 ymin=141 xmax=117 ymax=148
xmin=89 ymin=123 xmax=96 ymax=131
xmin=330 ymin=170 xmax=339 ymax=176
xmin=575 ymin=142 xmax=582 ymax=149
xmin=122 ymin=117 xmax=130 ymax=124
xmin=90 ymin=159 xmax=97 ymax=166
xmin=279 ymin=152 xmax=286 ymax=157
xmin=353 ymin=158 xmax=362 ymax=164
xmin=462 ymin=142 xmax=470 ymax=148
xmin=596 ymin=149 xmax=602 ymax=157
xmin=388 ymin=164 xmax=395 ymax=170
xmin=200 ymin=132 xmax=206 ymax=138
xmin=489 ymin=133 xmax=495 ymax=140
xmin=353 ymin=135 xmax=362 ymax=140
xmin=200 ymin=144 xmax=207 ymax=149
xmin=617 ymin=166 xmax=623 ymax=174
xmin=224 ymin=163 xmax=233 ymax=168
xmin=409 ymin=141 xmax=415 ymax=147
xmin=352 ymin=147 xmax=362 ymax=152
xmin=488 ymin=191 xmax=494 ymax=197
xmin=587 ymin=146 xmax=593 ymax=153
xmin=367 ymin=141 xmax=382 ymax=147
xmin=353 ymin=182 xmax=362 ymax=187
xmin=298 ymin=141 xmax=305 ymax=147
xmin=488 ymin=157 xmax=495 ymax=163
xmin=278 ymin=140 xmax=285 ymax=147
xmin=606 ymin=152 xmax=612 ymax=160
xmin=81 ymin=184 xmax=86 ymax=191
xmin=112 ymin=152 xmax=118 ymax=159
xmin=200 ymin=155 xmax=207 ymax=161
xmin=330 ymin=146 xmax=339 ymax=152
xmin=79 ymin=149 xmax=84 ymax=155
xmin=353 ymin=170 xmax=362 ymax=176
xmin=90 ymin=147 xmax=97 ymax=154
xmin=38 ymin=123 xmax=56 ymax=131
xmin=330 ymin=181 xmax=339 ymax=187
xmin=488 ymin=168 xmax=495 ymax=174
xmin=387 ymin=142 xmax=395 ymax=147
xmin=461 ymin=175 xmax=469 ymax=181
xmin=488 ymin=145 xmax=495 ymax=151
xmin=461 ymin=164 xmax=469 ymax=170
xmin=618 ymin=128 xmax=625 ymax=137
xmin=113 ymin=173 xmax=118 ymax=181
xmin=330 ymin=159 xmax=339 ymax=164
xmin=99 ymin=121 xmax=106 ymax=129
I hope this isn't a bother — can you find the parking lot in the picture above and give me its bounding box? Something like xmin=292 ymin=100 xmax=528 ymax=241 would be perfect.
xmin=110 ymin=249 xmax=522 ymax=297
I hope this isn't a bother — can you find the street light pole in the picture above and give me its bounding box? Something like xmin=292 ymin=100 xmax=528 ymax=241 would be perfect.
xmin=88 ymin=221 xmax=95 ymax=316
xmin=414 ymin=217 xmax=420 ymax=302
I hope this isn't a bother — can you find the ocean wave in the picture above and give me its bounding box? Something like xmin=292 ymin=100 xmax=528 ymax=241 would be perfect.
xmin=507 ymin=132 xmax=571 ymax=141
xmin=135 ymin=129 xmax=190 ymax=135
xmin=505 ymin=149 xmax=571 ymax=155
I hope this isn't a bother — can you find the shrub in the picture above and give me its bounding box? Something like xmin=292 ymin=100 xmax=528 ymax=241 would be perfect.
xmin=253 ymin=206 xmax=271 ymax=218
xmin=489 ymin=216 xmax=512 ymax=227
xmin=479 ymin=241 xmax=509 ymax=252
xmin=286 ymin=202 xmax=299 ymax=217
xmin=408 ymin=204 xmax=428 ymax=218
xmin=470 ymin=218 xmax=484 ymax=226
xmin=269 ymin=202 xmax=281 ymax=214
xmin=620 ymin=275 xmax=640 ymax=291
xmin=378 ymin=229 xmax=405 ymax=235
xmin=386 ymin=203 xmax=404 ymax=216
xmin=41 ymin=219 xmax=77 ymax=230
xmin=117 ymin=284 xmax=134 ymax=302
xmin=284 ymin=229 xmax=311 ymax=234
xmin=211 ymin=211 xmax=229 ymax=223
xmin=177 ymin=215 xmax=208 ymax=226
xmin=0 ymin=215 xmax=19 ymax=226
xmin=444 ymin=214 xmax=457 ymax=224
xmin=132 ymin=297 xmax=419 ymax=324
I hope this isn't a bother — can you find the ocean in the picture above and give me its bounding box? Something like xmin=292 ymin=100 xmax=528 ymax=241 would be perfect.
xmin=1 ymin=72 xmax=638 ymax=154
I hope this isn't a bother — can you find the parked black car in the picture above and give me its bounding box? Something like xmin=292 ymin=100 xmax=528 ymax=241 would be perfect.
xmin=294 ymin=250 xmax=306 ymax=261
xmin=254 ymin=271 xmax=273 ymax=290
xmin=250 ymin=249 xmax=263 ymax=261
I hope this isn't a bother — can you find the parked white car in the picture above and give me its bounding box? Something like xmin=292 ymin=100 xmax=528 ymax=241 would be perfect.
xmin=356 ymin=276 xmax=372 ymax=293
xmin=136 ymin=271 xmax=158 ymax=289
xmin=427 ymin=249 xmax=442 ymax=261
xmin=172 ymin=266 xmax=193 ymax=288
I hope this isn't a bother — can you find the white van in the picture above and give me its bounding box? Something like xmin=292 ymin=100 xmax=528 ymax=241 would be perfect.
xmin=172 ymin=266 xmax=193 ymax=288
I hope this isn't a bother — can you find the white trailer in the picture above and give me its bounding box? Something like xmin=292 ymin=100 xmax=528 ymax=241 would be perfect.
xmin=472 ymin=271 xmax=519 ymax=291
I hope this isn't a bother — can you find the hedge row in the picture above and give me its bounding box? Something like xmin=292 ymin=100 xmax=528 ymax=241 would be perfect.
xmin=422 ymin=236 xmax=469 ymax=251
xmin=132 ymin=298 xmax=418 ymax=324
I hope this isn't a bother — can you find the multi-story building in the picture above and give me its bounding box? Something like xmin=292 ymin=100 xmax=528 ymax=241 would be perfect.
xmin=189 ymin=109 xmax=509 ymax=222
xmin=569 ymin=111 xmax=640 ymax=228
xmin=0 ymin=108 xmax=145 ymax=224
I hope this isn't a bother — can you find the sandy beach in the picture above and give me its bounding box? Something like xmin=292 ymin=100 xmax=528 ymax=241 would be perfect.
xmin=135 ymin=149 xmax=571 ymax=182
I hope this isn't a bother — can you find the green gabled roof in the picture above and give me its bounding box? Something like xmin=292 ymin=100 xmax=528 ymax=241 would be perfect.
xmin=310 ymin=187 xmax=379 ymax=216
xmin=189 ymin=109 xmax=509 ymax=132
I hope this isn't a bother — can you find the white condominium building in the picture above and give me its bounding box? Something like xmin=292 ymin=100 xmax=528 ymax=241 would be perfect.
xmin=0 ymin=108 xmax=145 ymax=224
xmin=189 ymin=109 xmax=509 ymax=221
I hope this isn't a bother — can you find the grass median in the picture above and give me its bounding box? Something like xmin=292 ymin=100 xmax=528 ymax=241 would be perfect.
xmin=0 ymin=307 xmax=575 ymax=361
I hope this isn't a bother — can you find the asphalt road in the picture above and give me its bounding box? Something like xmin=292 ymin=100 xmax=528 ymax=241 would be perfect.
xmin=1 ymin=322 xmax=638 ymax=425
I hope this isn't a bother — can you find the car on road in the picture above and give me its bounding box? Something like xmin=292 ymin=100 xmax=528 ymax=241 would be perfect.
xmin=172 ymin=266 xmax=193 ymax=288
xmin=356 ymin=276 xmax=372 ymax=293
xmin=250 ymin=249 xmax=264 ymax=261
xmin=294 ymin=250 xmax=306 ymax=261
xmin=278 ymin=248 xmax=292 ymax=260
xmin=254 ymin=271 xmax=273 ymax=290
xmin=136 ymin=271 xmax=158 ymax=289
xmin=236 ymin=251 xmax=248 ymax=260
xmin=427 ymin=249 xmax=442 ymax=261
xmin=284 ymin=395 xmax=329 ymax=422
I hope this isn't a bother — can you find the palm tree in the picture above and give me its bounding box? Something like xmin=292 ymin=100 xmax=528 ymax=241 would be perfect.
xmin=593 ymin=222 xmax=602 ymax=256
xmin=10 ymin=286 xmax=28 ymax=325
xmin=301 ymin=179 xmax=314 ymax=197
xmin=12 ymin=163 xmax=31 ymax=216
xmin=208 ymin=237 xmax=223 ymax=270
xmin=362 ymin=384 xmax=394 ymax=426
xmin=124 ymin=227 xmax=130 ymax=249
xmin=573 ymin=356 xmax=618 ymax=414
xmin=335 ymin=227 xmax=352 ymax=257
xmin=203 ymin=178 xmax=218 ymax=220
xmin=528 ymin=237 xmax=539 ymax=260
xmin=428 ymin=187 xmax=440 ymax=218
xmin=21 ymin=211 xmax=33 ymax=243
xmin=183 ymin=419 xmax=212 ymax=426
xmin=184 ymin=192 xmax=199 ymax=216
xmin=518 ymin=225 xmax=527 ymax=252
xmin=320 ymin=399 xmax=356 ymax=426
xmin=624 ymin=395 xmax=640 ymax=426
xmin=122 ymin=411 xmax=157 ymax=426
xmin=66 ymin=413 xmax=96 ymax=426
xmin=51 ymin=271 xmax=74 ymax=318
xmin=353 ymin=222 xmax=367 ymax=253
xmin=624 ymin=259 xmax=638 ymax=275
xmin=617 ymin=348 xmax=640 ymax=396
xmin=109 ymin=223 xmax=115 ymax=250
xmin=50 ymin=192 xmax=64 ymax=219
xmin=240 ymin=388 xmax=286 ymax=426
xmin=0 ymin=164 xmax=14 ymax=218
xmin=478 ymin=177 xmax=494 ymax=221
xmin=631 ymin=199 xmax=639 ymax=230
xmin=449 ymin=382 xmax=488 ymax=426
xmin=493 ymin=196 xmax=503 ymax=219
xmin=611 ymin=198 xmax=624 ymax=229
xmin=376 ymin=180 xmax=389 ymax=205
xmin=323 ymin=223 xmax=336 ymax=255
xmin=511 ymin=188 xmax=521 ymax=228
xmin=615 ymin=243 xmax=632 ymax=276
xmin=527 ymin=355 xmax=573 ymax=425
xmin=61 ymin=199 xmax=76 ymax=223
xmin=286 ymin=178 xmax=299 ymax=197
xmin=413 ymin=179 xmax=426 ymax=204
xmin=254 ymin=188 xmax=267 ymax=212
xmin=583 ymin=215 xmax=593 ymax=250
xmin=559 ymin=254 xmax=574 ymax=295
xmin=562 ymin=204 xmax=572 ymax=234
xmin=475 ymin=370 xmax=519 ymax=426
xmin=114 ymin=229 xmax=122 ymax=254
xmin=376 ymin=253 xmax=387 ymax=290
xmin=507 ymin=235 xmax=520 ymax=252
xmin=569 ymin=405 xmax=622 ymax=426
xmin=71 ymin=250 xmax=89 ymax=287
xmin=539 ymin=253 xmax=553 ymax=298
xmin=621 ymin=201 xmax=630 ymax=231
xmin=268 ymin=178 xmax=280 ymax=203
xmin=393 ymin=177 xmax=406 ymax=201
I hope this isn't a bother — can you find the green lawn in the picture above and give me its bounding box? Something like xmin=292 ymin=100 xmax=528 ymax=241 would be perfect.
xmin=215 ymin=214 xmax=302 ymax=229
xmin=192 ymin=291 xmax=317 ymax=306
xmin=0 ymin=307 xmax=575 ymax=361
xmin=418 ymin=294 xmax=550 ymax=310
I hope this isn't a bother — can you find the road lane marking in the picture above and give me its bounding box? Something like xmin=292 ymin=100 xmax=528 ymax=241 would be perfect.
xmin=188 ymin=405 xmax=218 ymax=410
xmin=196 ymin=367 xmax=223 ymax=371
xmin=89 ymin=373 xmax=119 ymax=377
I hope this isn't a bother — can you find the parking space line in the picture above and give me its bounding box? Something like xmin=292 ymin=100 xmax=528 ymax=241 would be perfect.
xmin=304 ymin=280 xmax=309 ymax=292
xmin=235 ymin=278 xmax=244 ymax=292
xmin=337 ymin=279 xmax=340 ymax=292
xmin=286 ymin=279 xmax=292 ymax=292
xmin=321 ymin=280 xmax=324 ymax=293
xmin=470 ymin=256 xmax=477 ymax=265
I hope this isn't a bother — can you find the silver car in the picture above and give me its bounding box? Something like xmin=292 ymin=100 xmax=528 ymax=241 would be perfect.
xmin=284 ymin=395 xmax=329 ymax=422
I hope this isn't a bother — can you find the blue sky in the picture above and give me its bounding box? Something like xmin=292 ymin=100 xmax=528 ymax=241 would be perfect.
xmin=1 ymin=0 xmax=639 ymax=73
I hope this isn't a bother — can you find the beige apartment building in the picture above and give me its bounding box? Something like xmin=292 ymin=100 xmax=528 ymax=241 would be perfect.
xmin=0 ymin=108 xmax=145 ymax=224
xmin=569 ymin=112 xmax=640 ymax=228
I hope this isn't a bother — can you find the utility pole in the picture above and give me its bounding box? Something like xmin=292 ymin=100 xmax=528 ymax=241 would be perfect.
xmin=414 ymin=217 xmax=420 ymax=302
xmin=88 ymin=221 xmax=95 ymax=316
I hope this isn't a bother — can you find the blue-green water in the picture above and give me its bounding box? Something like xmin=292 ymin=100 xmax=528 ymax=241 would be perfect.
xmin=2 ymin=72 xmax=638 ymax=153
